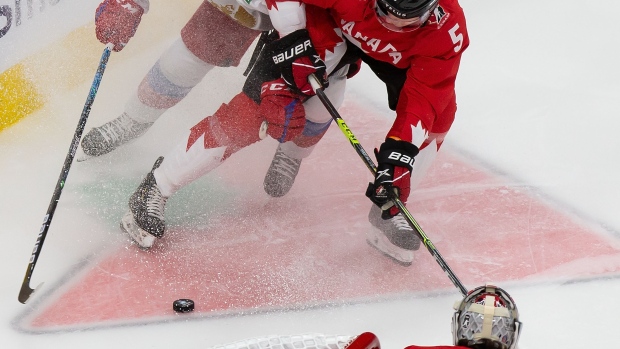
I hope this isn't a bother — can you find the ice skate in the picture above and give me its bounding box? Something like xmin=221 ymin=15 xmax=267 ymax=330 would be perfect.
xmin=264 ymin=143 xmax=302 ymax=197
xmin=78 ymin=112 xmax=153 ymax=161
xmin=120 ymin=211 xmax=157 ymax=249
xmin=121 ymin=156 xmax=168 ymax=249
xmin=366 ymin=205 xmax=420 ymax=266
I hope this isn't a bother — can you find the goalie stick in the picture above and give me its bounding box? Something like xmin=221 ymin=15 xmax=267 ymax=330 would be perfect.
xmin=308 ymin=74 xmax=469 ymax=297
xmin=18 ymin=43 xmax=115 ymax=304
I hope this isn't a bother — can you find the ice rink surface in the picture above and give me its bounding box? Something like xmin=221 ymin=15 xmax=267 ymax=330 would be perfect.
xmin=2 ymin=0 xmax=620 ymax=348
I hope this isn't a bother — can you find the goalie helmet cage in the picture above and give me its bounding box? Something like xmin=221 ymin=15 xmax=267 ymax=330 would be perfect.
xmin=207 ymin=333 xmax=355 ymax=349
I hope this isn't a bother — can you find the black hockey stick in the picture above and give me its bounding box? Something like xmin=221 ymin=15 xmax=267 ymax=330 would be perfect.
xmin=308 ymin=74 xmax=468 ymax=297
xmin=18 ymin=44 xmax=114 ymax=304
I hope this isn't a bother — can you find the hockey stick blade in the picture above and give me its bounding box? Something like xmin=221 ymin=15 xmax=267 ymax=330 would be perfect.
xmin=308 ymin=74 xmax=469 ymax=297
xmin=18 ymin=281 xmax=44 ymax=304
xmin=18 ymin=43 xmax=114 ymax=304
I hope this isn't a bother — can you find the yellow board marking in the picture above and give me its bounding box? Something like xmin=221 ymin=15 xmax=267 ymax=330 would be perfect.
xmin=0 ymin=64 xmax=45 ymax=132
xmin=0 ymin=0 xmax=203 ymax=133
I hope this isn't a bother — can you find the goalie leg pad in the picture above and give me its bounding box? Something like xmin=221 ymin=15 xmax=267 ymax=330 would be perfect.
xmin=345 ymin=332 xmax=381 ymax=349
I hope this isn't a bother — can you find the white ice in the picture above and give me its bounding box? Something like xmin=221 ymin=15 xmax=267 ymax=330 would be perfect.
xmin=1 ymin=0 xmax=620 ymax=348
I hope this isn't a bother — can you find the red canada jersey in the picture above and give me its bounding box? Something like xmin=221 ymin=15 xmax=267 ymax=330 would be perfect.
xmin=269 ymin=0 xmax=469 ymax=144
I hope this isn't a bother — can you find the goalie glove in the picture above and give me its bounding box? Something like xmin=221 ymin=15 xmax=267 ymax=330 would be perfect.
xmin=366 ymin=138 xmax=419 ymax=219
xmin=270 ymin=29 xmax=328 ymax=96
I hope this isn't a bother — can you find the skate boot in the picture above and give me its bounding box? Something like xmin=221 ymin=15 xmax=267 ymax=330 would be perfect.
xmin=79 ymin=112 xmax=153 ymax=159
xmin=264 ymin=144 xmax=302 ymax=197
xmin=366 ymin=205 xmax=420 ymax=266
xmin=120 ymin=157 xmax=167 ymax=249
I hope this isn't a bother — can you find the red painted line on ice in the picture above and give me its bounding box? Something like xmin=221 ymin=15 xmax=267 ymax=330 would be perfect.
xmin=23 ymin=103 xmax=620 ymax=330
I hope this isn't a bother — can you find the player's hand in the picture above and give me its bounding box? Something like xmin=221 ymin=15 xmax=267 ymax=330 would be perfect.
xmin=366 ymin=138 xmax=419 ymax=219
xmin=95 ymin=0 xmax=146 ymax=51
xmin=260 ymin=78 xmax=307 ymax=143
xmin=270 ymin=29 xmax=328 ymax=96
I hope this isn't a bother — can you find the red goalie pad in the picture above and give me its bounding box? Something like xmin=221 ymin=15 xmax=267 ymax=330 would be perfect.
xmin=345 ymin=332 xmax=380 ymax=349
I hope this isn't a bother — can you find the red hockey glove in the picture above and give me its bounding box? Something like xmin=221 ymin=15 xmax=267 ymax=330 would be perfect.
xmin=345 ymin=332 xmax=381 ymax=349
xmin=259 ymin=79 xmax=307 ymax=143
xmin=95 ymin=0 xmax=145 ymax=52
xmin=270 ymin=29 xmax=328 ymax=96
xmin=365 ymin=138 xmax=419 ymax=219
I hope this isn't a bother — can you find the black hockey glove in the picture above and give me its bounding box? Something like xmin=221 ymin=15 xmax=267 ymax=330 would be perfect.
xmin=270 ymin=29 xmax=328 ymax=96
xmin=366 ymin=138 xmax=419 ymax=219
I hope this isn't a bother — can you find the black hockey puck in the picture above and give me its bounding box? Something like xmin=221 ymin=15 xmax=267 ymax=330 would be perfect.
xmin=173 ymin=299 xmax=195 ymax=313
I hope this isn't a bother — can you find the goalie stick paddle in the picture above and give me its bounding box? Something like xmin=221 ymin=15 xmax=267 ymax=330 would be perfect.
xmin=18 ymin=43 xmax=115 ymax=304
xmin=308 ymin=74 xmax=469 ymax=297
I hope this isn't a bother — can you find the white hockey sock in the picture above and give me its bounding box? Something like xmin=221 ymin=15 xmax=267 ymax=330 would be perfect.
xmin=280 ymin=141 xmax=315 ymax=159
xmin=124 ymin=93 xmax=167 ymax=124
xmin=409 ymin=139 xmax=439 ymax=190
xmin=153 ymin=135 xmax=227 ymax=198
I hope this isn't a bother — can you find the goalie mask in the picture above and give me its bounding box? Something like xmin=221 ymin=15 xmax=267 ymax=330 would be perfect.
xmin=452 ymin=284 xmax=522 ymax=349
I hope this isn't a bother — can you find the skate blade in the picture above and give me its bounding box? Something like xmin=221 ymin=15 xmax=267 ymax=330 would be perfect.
xmin=75 ymin=146 xmax=94 ymax=162
xmin=120 ymin=211 xmax=156 ymax=250
xmin=366 ymin=228 xmax=413 ymax=266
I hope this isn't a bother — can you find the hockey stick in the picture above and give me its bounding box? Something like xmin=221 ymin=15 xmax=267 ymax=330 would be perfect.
xmin=308 ymin=74 xmax=468 ymax=297
xmin=18 ymin=43 xmax=115 ymax=304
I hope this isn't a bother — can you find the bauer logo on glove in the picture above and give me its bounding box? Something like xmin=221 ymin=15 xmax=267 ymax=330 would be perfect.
xmin=272 ymin=39 xmax=313 ymax=64
xmin=387 ymin=151 xmax=415 ymax=168
xmin=269 ymin=29 xmax=328 ymax=96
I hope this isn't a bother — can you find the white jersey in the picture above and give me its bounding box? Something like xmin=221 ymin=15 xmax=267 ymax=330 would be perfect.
xmin=208 ymin=0 xmax=273 ymax=31
xmin=205 ymin=0 xmax=311 ymax=36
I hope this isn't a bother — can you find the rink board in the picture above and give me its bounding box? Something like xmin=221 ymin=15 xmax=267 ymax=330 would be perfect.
xmin=18 ymin=103 xmax=620 ymax=331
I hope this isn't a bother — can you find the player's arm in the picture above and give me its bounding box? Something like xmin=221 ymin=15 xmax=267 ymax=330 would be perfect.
xmin=367 ymin=54 xmax=462 ymax=218
xmin=389 ymin=12 xmax=469 ymax=144
xmin=264 ymin=0 xmax=329 ymax=95
xmin=368 ymin=13 xmax=469 ymax=217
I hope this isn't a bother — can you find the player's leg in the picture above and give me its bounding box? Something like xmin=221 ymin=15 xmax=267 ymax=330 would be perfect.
xmin=80 ymin=0 xmax=261 ymax=159
xmin=121 ymin=91 xmax=264 ymax=248
xmin=81 ymin=38 xmax=215 ymax=158
xmin=262 ymin=13 xmax=351 ymax=197
xmin=348 ymin=50 xmax=421 ymax=265
xmin=368 ymin=83 xmax=456 ymax=266
xmin=263 ymin=65 xmax=348 ymax=197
